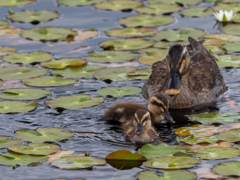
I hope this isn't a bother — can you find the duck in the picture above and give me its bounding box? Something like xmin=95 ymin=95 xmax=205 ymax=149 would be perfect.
xmin=142 ymin=37 xmax=227 ymax=110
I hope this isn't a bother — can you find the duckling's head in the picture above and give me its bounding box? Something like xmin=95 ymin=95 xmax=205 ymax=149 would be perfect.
xmin=165 ymin=43 xmax=191 ymax=96
xmin=148 ymin=93 xmax=174 ymax=123
xmin=133 ymin=109 xmax=152 ymax=136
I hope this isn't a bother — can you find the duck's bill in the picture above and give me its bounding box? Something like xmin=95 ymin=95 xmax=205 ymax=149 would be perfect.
xmin=163 ymin=110 xmax=174 ymax=123
xmin=165 ymin=89 xmax=180 ymax=96
xmin=135 ymin=124 xmax=144 ymax=135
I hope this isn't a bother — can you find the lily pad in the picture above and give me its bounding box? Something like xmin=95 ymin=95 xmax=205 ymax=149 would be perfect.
xmin=220 ymin=42 xmax=240 ymax=53
xmin=205 ymin=45 xmax=227 ymax=54
xmin=177 ymin=135 xmax=218 ymax=145
xmin=23 ymin=76 xmax=78 ymax=87
xmin=180 ymin=7 xmax=213 ymax=17
xmin=94 ymin=0 xmax=142 ymax=11
xmin=0 ymin=101 xmax=37 ymax=113
xmin=0 ymin=0 xmax=35 ymax=6
xmin=214 ymin=54 xmax=240 ymax=68
xmin=217 ymin=129 xmax=240 ymax=142
xmin=143 ymin=156 xmax=200 ymax=169
xmin=21 ymin=27 xmax=77 ymax=41
xmin=214 ymin=3 xmax=240 ymax=14
xmin=190 ymin=147 xmax=240 ymax=160
xmin=45 ymin=94 xmax=104 ymax=109
xmin=152 ymin=28 xmax=205 ymax=42
xmin=221 ymin=24 xmax=240 ymax=36
xmin=97 ymin=86 xmax=141 ymax=97
xmin=0 ymin=80 xmax=2 ymax=87
xmin=51 ymin=156 xmax=106 ymax=169
xmin=147 ymin=0 xmax=202 ymax=6
xmin=135 ymin=170 xmax=197 ymax=180
xmin=84 ymin=51 xmax=138 ymax=63
xmin=7 ymin=10 xmax=60 ymax=23
xmin=139 ymin=48 xmax=167 ymax=65
xmin=138 ymin=143 xmax=188 ymax=159
xmin=52 ymin=65 xmax=106 ymax=78
xmin=73 ymin=29 xmax=98 ymax=41
xmin=41 ymin=58 xmax=86 ymax=69
xmin=0 ymin=67 xmax=48 ymax=80
xmin=202 ymin=33 xmax=240 ymax=42
xmin=105 ymin=27 xmax=157 ymax=38
xmin=127 ymin=69 xmax=151 ymax=80
xmin=0 ymin=88 xmax=51 ymax=100
xmin=213 ymin=161 xmax=240 ymax=177
xmin=3 ymin=51 xmax=53 ymax=64
xmin=0 ymin=46 xmax=16 ymax=56
xmin=58 ymin=0 xmax=105 ymax=6
xmin=99 ymin=38 xmax=154 ymax=50
xmin=0 ymin=139 xmax=21 ymax=149
xmin=136 ymin=4 xmax=182 ymax=15
xmin=0 ymin=21 xmax=10 ymax=29
xmin=118 ymin=14 xmax=175 ymax=27
xmin=14 ymin=128 xmax=74 ymax=143
xmin=0 ymin=152 xmax=47 ymax=166
xmin=188 ymin=112 xmax=240 ymax=125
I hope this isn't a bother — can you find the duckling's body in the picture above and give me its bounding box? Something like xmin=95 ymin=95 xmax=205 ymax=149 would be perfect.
xmin=142 ymin=37 xmax=227 ymax=109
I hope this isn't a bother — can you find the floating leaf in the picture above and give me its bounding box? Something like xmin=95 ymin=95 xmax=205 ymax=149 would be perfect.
xmin=45 ymin=94 xmax=104 ymax=109
xmin=0 ymin=80 xmax=3 ymax=87
xmin=0 ymin=88 xmax=51 ymax=100
xmin=105 ymin=27 xmax=156 ymax=38
xmin=220 ymin=42 xmax=240 ymax=53
xmin=188 ymin=112 xmax=240 ymax=125
xmin=14 ymin=128 xmax=74 ymax=143
xmin=51 ymin=156 xmax=106 ymax=169
xmin=118 ymin=14 xmax=175 ymax=27
xmin=202 ymin=33 xmax=240 ymax=42
xmin=3 ymin=51 xmax=53 ymax=65
xmin=21 ymin=27 xmax=77 ymax=41
xmin=138 ymin=143 xmax=188 ymax=159
xmin=213 ymin=161 xmax=240 ymax=177
xmin=99 ymin=38 xmax=154 ymax=50
xmin=214 ymin=54 xmax=240 ymax=68
xmin=136 ymin=4 xmax=182 ymax=15
xmin=147 ymin=0 xmax=202 ymax=6
xmin=0 ymin=21 xmax=10 ymax=29
xmin=177 ymin=135 xmax=218 ymax=145
xmin=214 ymin=3 xmax=240 ymax=14
xmin=41 ymin=58 xmax=86 ymax=69
xmin=23 ymin=76 xmax=78 ymax=87
xmin=73 ymin=29 xmax=98 ymax=41
xmin=139 ymin=48 xmax=167 ymax=65
xmin=52 ymin=65 xmax=106 ymax=78
xmin=0 ymin=152 xmax=46 ymax=166
xmin=188 ymin=142 xmax=232 ymax=150
xmin=0 ymin=101 xmax=37 ymax=113
xmin=97 ymin=86 xmax=141 ymax=97
xmin=0 ymin=0 xmax=35 ymax=6
xmin=0 ymin=46 xmax=16 ymax=56
xmin=7 ymin=10 xmax=60 ymax=23
xmin=205 ymin=45 xmax=227 ymax=54
xmin=127 ymin=69 xmax=151 ymax=80
xmin=202 ymin=39 xmax=228 ymax=46
xmin=152 ymin=28 xmax=205 ymax=42
xmin=47 ymin=150 xmax=75 ymax=163
xmin=84 ymin=51 xmax=138 ymax=63
xmin=143 ymin=156 xmax=200 ymax=169
xmin=217 ymin=129 xmax=240 ymax=142
xmin=180 ymin=7 xmax=212 ymax=17
xmin=58 ymin=0 xmax=105 ymax=6
xmin=0 ymin=67 xmax=48 ymax=80
xmin=0 ymin=139 xmax=21 ymax=149
xmin=190 ymin=147 xmax=240 ymax=160
xmin=94 ymin=0 xmax=142 ymax=11
xmin=135 ymin=170 xmax=197 ymax=180
xmin=221 ymin=24 xmax=240 ymax=36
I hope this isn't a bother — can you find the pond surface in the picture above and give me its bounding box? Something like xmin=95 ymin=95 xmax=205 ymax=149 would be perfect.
xmin=0 ymin=0 xmax=240 ymax=179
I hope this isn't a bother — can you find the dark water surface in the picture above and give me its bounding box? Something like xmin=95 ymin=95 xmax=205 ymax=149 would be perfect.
xmin=0 ymin=0 xmax=240 ymax=180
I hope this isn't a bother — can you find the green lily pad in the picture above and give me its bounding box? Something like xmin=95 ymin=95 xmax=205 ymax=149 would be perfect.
xmin=0 ymin=80 xmax=2 ymax=87
xmin=99 ymin=38 xmax=154 ymax=50
xmin=0 ymin=152 xmax=46 ymax=166
xmin=213 ymin=161 xmax=240 ymax=177
xmin=202 ymin=33 xmax=240 ymax=42
xmin=135 ymin=170 xmax=197 ymax=180
xmin=9 ymin=143 xmax=60 ymax=156
xmin=0 ymin=139 xmax=21 ymax=149
xmin=105 ymin=27 xmax=157 ymax=38
xmin=45 ymin=94 xmax=104 ymax=109
xmin=143 ymin=156 xmax=200 ymax=169
xmin=217 ymin=129 xmax=240 ymax=142
xmin=58 ymin=0 xmax=105 ymax=6
xmin=21 ymin=27 xmax=77 ymax=41
xmin=0 ymin=67 xmax=48 ymax=80
xmin=177 ymin=135 xmax=218 ymax=145
xmin=23 ymin=76 xmax=78 ymax=87
xmin=214 ymin=3 xmax=240 ymax=14
xmin=220 ymin=42 xmax=240 ymax=53
xmin=7 ymin=10 xmax=60 ymax=23
xmin=51 ymin=156 xmax=106 ymax=169
xmin=84 ymin=51 xmax=138 ymax=63
xmin=190 ymin=147 xmax=240 ymax=160
xmin=0 ymin=21 xmax=10 ymax=29
xmin=0 ymin=46 xmax=16 ymax=56
xmin=118 ymin=14 xmax=175 ymax=27
xmin=94 ymin=0 xmax=142 ymax=11
xmin=0 ymin=0 xmax=35 ymax=6
xmin=97 ymin=86 xmax=141 ymax=97
xmin=147 ymin=0 xmax=202 ymax=6
xmin=0 ymin=101 xmax=37 ymax=113
xmin=41 ymin=58 xmax=86 ymax=69
xmin=188 ymin=112 xmax=240 ymax=125
xmin=0 ymin=88 xmax=51 ymax=100
xmin=139 ymin=48 xmax=167 ymax=65
xmin=214 ymin=54 xmax=240 ymax=68
xmin=205 ymin=45 xmax=227 ymax=54
xmin=222 ymin=24 xmax=240 ymax=36
xmin=3 ymin=51 xmax=53 ymax=64
xmin=14 ymin=128 xmax=74 ymax=143
xmin=136 ymin=4 xmax=182 ymax=15
xmin=138 ymin=143 xmax=188 ymax=159
xmin=51 ymin=65 xmax=106 ymax=79
xmin=180 ymin=7 xmax=213 ymax=17
xmin=127 ymin=69 xmax=151 ymax=80
xmin=152 ymin=28 xmax=205 ymax=42
xmin=93 ymin=67 xmax=136 ymax=81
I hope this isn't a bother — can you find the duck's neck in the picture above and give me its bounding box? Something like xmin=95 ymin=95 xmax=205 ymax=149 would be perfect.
xmin=150 ymin=113 xmax=164 ymax=124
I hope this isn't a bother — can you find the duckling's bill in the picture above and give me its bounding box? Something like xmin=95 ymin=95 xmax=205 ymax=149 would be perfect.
xmin=163 ymin=109 xmax=174 ymax=123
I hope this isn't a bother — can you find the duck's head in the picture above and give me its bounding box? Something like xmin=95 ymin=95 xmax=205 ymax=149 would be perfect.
xmin=133 ymin=109 xmax=152 ymax=136
xmin=165 ymin=43 xmax=191 ymax=96
xmin=148 ymin=93 xmax=174 ymax=123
